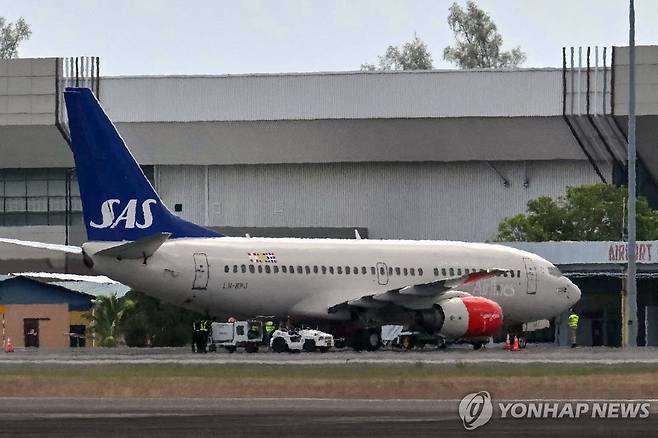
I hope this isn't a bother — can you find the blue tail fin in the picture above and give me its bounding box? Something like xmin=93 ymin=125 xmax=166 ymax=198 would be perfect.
xmin=64 ymin=87 xmax=223 ymax=241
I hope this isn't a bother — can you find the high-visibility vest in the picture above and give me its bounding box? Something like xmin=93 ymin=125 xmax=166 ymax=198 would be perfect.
xmin=568 ymin=313 xmax=579 ymax=329
xmin=265 ymin=321 xmax=275 ymax=334
xmin=199 ymin=320 xmax=209 ymax=332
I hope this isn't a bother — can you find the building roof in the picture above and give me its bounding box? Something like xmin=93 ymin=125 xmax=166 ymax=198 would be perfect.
xmin=0 ymin=275 xmax=95 ymax=310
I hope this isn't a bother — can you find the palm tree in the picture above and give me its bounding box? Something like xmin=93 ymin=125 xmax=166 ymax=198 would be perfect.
xmin=87 ymin=294 xmax=135 ymax=347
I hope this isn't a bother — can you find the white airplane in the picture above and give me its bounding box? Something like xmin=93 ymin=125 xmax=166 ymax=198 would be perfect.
xmin=1 ymin=88 xmax=580 ymax=350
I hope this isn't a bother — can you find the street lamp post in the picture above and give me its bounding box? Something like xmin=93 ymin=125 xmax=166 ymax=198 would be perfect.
xmin=626 ymin=0 xmax=638 ymax=347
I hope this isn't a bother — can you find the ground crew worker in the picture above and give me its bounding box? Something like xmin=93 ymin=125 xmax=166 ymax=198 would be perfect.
xmin=198 ymin=318 xmax=210 ymax=353
xmin=192 ymin=320 xmax=200 ymax=353
xmin=568 ymin=309 xmax=579 ymax=348
xmin=264 ymin=320 xmax=275 ymax=345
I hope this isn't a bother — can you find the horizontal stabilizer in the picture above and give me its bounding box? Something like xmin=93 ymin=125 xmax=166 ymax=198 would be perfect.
xmin=0 ymin=237 xmax=82 ymax=254
xmin=94 ymin=233 xmax=171 ymax=260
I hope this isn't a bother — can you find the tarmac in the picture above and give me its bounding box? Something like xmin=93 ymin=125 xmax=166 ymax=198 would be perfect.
xmin=2 ymin=346 xmax=658 ymax=436
xmin=0 ymin=397 xmax=656 ymax=437
xmin=2 ymin=344 xmax=658 ymax=365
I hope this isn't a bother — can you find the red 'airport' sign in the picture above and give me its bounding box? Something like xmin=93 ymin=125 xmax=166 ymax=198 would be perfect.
xmin=608 ymin=242 xmax=653 ymax=262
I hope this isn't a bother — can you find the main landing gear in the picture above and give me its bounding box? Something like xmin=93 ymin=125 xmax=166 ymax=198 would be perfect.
xmin=350 ymin=327 xmax=382 ymax=351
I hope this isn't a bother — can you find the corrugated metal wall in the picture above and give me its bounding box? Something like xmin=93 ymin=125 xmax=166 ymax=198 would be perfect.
xmin=101 ymin=69 xmax=564 ymax=123
xmin=157 ymin=160 xmax=611 ymax=242
xmin=0 ymin=58 xmax=56 ymax=126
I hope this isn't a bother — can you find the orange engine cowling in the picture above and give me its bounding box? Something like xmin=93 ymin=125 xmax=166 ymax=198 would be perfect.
xmin=437 ymin=296 xmax=503 ymax=338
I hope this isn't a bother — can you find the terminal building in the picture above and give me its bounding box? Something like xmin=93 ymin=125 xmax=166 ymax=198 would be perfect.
xmin=1 ymin=46 xmax=658 ymax=346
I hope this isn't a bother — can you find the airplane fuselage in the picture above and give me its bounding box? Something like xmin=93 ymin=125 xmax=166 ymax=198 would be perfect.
xmin=85 ymin=237 xmax=580 ymax=327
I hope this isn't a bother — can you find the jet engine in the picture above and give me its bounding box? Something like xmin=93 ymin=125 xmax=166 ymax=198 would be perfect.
xmin=436 ymin=296 xmax=503 ymax=338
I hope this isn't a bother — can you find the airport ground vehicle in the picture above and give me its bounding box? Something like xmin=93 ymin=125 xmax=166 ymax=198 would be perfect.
xmin=270 ymin=328 xmax=334 ymax=353
xmin=210 ymin=320 xmax=263 ymax=353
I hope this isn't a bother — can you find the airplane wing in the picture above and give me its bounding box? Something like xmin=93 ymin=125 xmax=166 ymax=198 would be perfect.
xmin=0 ymin=237 xmax=82 ymax=254
xmin=328 ymin=268 xmax=508 ymax=313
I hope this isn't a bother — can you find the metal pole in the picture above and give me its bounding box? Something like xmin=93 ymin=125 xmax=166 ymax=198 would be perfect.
xmin=627 ymin=0 xmax=638 ymax=347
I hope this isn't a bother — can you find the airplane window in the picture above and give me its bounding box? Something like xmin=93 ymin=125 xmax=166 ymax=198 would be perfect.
xmin=322 ymin=266 xmax=327 ymax=274
xmin=503 ymin=271 xmax=507 ymax=277
xmin=403 ymin=268 xmax=408 ymax=276
xmin=273 ymin=265 xmax=279 ymax=274
xmin=380 ymin=266 xmax=385 ymax=275
xmin=361 ymin=267 xmax=367 ymax=274
xmin=396 ymin=267 xmax=401 ymax=276
xmin=241 ymin=265 xmax=247 ymax=273
xmin=305 ymin=266 xmax=310 ymax=274
xmin=249 ymin=265 xmax=255 ymax=274
xmin=433 ymin=268 xmax=439 ymax=276
xmin=465 ymin=268 xmax=470 ymax=274
xmin=346 ymin=266 xmax=351 ymax=274
xmin=354 ymin=266 xmax=358 ymax=274
xmin=337 ymin=266 xmax=343 ymax=274
xmin=289 ymin=265 xmax=295 ymax=273
xmin=297 ymin=266 xmax=303 ymax=274
xmin=329 ymin=266 xmax=335 ymax=274
xmin=313 ymin=265 xmax=318 ymax=274
xmin=282 ymin=265 xmax=287 ymax=273
xmin=410 ymin=268 xmax=415 ymax=276
xmin=418 ymin=268 xmax=423 ymax=276
xmin=370 ymin=267 xmax=376 ymax=275
xmin=233 ymin=265 xmax=238 ymax=273
xmin=224 ymin=265 xmax=229 ymax=273
xmin=265 ymin=265 xmax=271 ymax=274
xmin=510 ymin=270 xmax=515 ymax=278
xmin=449 ymin=268 xmax=454 ymax=276
xmin=388 ymin=267 xmax=393 ymax=276
xmin=457 ymin=268 xmax=462 ymax=275
xmin=442 ymin=268 xmax=447 ymax=276
xmin=518 ymin=270 xmax=521 ymax=277
xmin=258 ymin=265 xmax=263 ymax=273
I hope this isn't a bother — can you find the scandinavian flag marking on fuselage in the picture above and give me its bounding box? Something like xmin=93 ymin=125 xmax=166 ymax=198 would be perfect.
xmin=248 ymin=252 xmax=277 ymax=263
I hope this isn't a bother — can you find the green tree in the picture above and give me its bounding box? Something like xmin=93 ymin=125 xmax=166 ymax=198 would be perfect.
xmin=87 ymin=294 xmax=135 ymax=347
xmin=361 ymin=35 xmax=433 ymax=71
xmin=443 ymin=1 xmax=525 ymax=69
xmin=121 ymin=291 xmax=204 ymax=347
xmin=495 ymin=184 xmax=658 ymax=242
xmin=0 ymin=16 xmax=31 ymax=59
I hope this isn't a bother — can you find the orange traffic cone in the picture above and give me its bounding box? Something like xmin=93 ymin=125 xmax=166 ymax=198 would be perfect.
xmin=504 ymin=334 xmax=511 ymax=350
xmin=4 ymin=338 xmax=14 ymax=353
xmin=512 ymin=336 xmax=520 ymax=351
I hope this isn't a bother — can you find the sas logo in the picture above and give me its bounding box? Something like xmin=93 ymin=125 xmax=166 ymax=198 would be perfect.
xmin=90 ymin=199 xmax=156 ymax=229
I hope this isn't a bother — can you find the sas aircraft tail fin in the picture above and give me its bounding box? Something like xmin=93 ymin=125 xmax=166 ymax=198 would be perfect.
xmin=63 ymin=87 xmax=222 ymax=242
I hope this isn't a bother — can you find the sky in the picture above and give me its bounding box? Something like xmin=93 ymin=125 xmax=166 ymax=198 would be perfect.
xmin=1 ymin=0 xmax=657 ymax=76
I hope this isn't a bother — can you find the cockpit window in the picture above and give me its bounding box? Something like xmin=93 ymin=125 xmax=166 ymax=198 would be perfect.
xmin=548 ymin=266 xmax=562 ymax=277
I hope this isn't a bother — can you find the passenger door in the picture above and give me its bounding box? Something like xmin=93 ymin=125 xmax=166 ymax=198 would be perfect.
xmin=193 ymin=253 xmax=209 ymax=290
xmin=523 ymin=257 xmax=538 ymax=294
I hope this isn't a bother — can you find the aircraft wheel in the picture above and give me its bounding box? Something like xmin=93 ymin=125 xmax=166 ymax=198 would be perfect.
xmin=366 ymin=328 xmax=381 ymax=351
xmin=225 ymin=346 xmax=236 ymax=354
xmin=472 ymin=342 xmax=483 ymax=350
xmin=272 ymin=337 xmax=288 ymax=353
xmin=518 ymin=336 xmax=527 ymax=349
xmin=246 ymin=343 xmax=259 ymax=353
xmin=302 ymin=339 xmax=316 ymax=352
xmin=401 ymin=335 xmax=415 ymax=350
